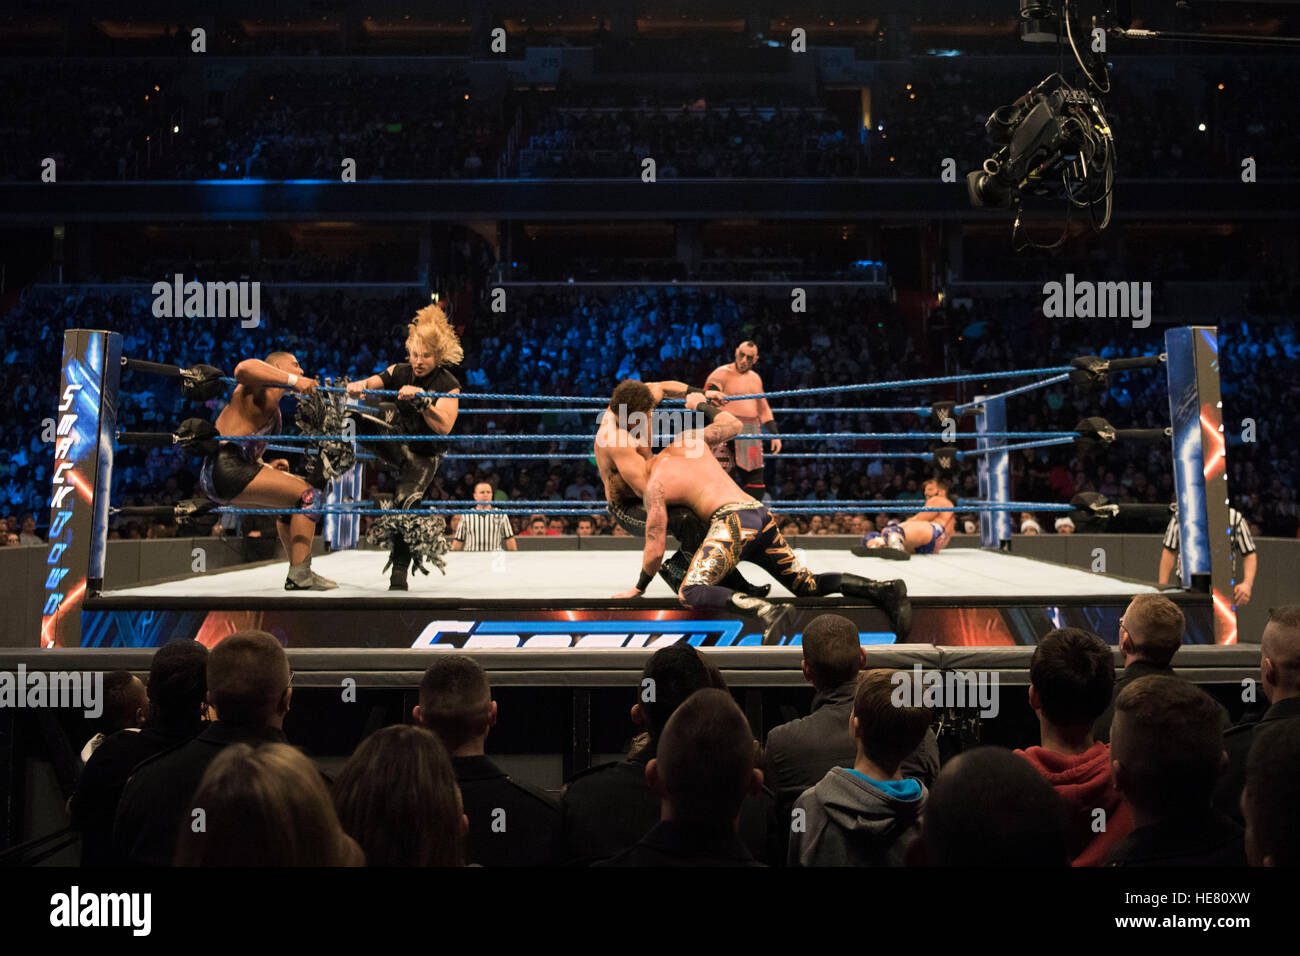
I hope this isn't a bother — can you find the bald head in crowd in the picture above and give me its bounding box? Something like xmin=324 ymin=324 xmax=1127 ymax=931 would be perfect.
xmin=1110 ymin=675 xmax=1226 ymax=822
xmin=206 ymin=630 xmax=292 ymax=727
xmin=1120 ymin=594 xmax=1186 ymax=666
xmin=648 ymin=689 xmax=762 ymax=828
xmin=416 ymin=655 xmax=496 ymax=754
xmin=1259 ymin=605 xmax=1300 ymax=703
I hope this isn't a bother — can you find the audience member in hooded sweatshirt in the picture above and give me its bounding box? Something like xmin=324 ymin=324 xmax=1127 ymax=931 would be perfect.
xmin=1104 ymin=675 xmax=1246 ymax=866
xmin=1015 ymin=628 xmax=1135 ymax=866
xmin=788 ymin=669 xmax=932 ymax=867
xmin=764 ymin=614 xmax=940 ymax=805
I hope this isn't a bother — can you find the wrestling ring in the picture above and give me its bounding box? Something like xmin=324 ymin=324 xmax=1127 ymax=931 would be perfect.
xmin=33 ymin=324 xmax=1239 ymax=655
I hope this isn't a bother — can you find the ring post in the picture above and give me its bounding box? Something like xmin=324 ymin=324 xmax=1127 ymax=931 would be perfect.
xmin=325 ymin=461 xmax=363 ymax=551
xmin=42 ymin=329 xmax=122 ymax=648
xmin=975 ymin=395 xmax=1012 ymax=549
xmin=1165 ymin=325 xmax=1235 ymax=643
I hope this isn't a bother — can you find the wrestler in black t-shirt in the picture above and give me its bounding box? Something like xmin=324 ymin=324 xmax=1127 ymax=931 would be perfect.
xmin=377 ymin=363 xmax=462 ymax=446
xmin=348 ymin=362 xmax=461 ymax=589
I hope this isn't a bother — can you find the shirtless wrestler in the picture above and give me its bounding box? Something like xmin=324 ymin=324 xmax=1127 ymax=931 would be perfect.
xmin=856 ymin=476 xmax=957 ymax=560
xmin=596 ymin=378 xmax=767 ymax=599
xmin=704 ymin=340 xmax=780 ymax=499
xmin=198 ymin=351 xmax=335 ymax=590
xmin=627 ymin=392 xmax=911 ymax=644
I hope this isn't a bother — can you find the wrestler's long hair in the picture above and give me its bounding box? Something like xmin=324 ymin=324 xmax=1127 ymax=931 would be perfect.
xmin=406 ymin=303 xmax=464 ymax=367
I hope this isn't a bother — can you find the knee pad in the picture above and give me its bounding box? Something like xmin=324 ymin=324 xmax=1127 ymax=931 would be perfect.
xmin=284 ymin=486 xmax=325 ymax=524
xmin=862 ymin=531 xmax=883 ymax=547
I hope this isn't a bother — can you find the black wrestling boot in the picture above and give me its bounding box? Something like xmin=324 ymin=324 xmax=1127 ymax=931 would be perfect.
xmin=658 ymin=551 xmax=691 ymax=593
xmin=723 ymin=569 xmax=771 ymax=599
xmin=389 ymin=537 xmax=411 ymax=591
xmin=347 ymin=406 xmax=406 ymax=470
xmin=840 ymin=573 xmax=912 ymax=641
xmin=728 ymin=593 xmax=793 ymax=646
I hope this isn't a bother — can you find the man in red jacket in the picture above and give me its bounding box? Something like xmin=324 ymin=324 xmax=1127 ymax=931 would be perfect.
xmin=1014 ymin=627 xmax=1135 ymax=866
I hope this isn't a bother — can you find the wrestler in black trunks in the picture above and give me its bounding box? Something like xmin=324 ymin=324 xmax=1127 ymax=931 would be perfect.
xmin=199 ymin=410 xmax=279 ymax=505
xmin=197 ymin=355 xmax=333 ymax=590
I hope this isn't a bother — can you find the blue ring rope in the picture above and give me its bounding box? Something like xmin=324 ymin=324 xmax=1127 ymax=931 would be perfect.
xmin=220 ymin=430 xmax=1075 ymax=443
xmin=217 ymin=365 xmax=1077 ymax=403
xmin=216 ymin=499 xmax=1078 ymax=517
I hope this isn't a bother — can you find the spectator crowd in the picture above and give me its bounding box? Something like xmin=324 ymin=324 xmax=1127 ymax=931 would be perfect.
xmin=64 ymin=597 xmax=1300 ymax=866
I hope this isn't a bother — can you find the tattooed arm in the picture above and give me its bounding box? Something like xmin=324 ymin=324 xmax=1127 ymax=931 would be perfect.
xmin=641 ymin=475 xmax=668 ymax=580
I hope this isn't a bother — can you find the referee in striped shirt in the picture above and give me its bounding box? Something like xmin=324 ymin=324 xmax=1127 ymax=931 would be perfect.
xmin=1158 ymin=504 xmax=1257 ymax=606
xmin=452 ymin=482 xmax=518 ymax=552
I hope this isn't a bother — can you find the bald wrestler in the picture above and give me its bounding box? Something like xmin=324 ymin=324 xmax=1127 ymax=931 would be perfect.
xmin=198 ymin=351 xmax=335 ymax=590
xmin=856 ymin=476 xmax=956 ymax=560
xmin=705 ymin=340 xmax=780 ymax=499
xmin=597 ymin=377 xmax=767 ymax=599
xmin=624 ymin=387 xmax=911 ymax=644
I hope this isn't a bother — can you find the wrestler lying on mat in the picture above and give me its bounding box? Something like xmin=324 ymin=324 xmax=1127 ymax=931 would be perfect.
xmin=610 ymin=389 xmax=911 ymax=644
xmin=855 ymin=476 xmax=956 ymax=560
xmin=597 ymin=377 xmax=768 ymax=599
xmin=198 ymin=351 xmax=336 ymax=590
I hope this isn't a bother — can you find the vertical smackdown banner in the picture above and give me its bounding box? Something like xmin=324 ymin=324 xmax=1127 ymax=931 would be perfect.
xmin=41 ymin=329 xmax=121 ymax=648
xmin=1165 ymin=326 xmax=1235 ymax=644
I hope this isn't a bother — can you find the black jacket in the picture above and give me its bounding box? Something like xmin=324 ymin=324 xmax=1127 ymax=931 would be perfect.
xmin=70 ymin=723 xmax=202 ymax=867
xmin=1093 ymin=659 xmax=1230 ymax=743
xmin=1103 ymin=808 xmax=1246 ymax=867
xmin=764 ymin=679 xmax=940 ymax=798
xmin=453 ymin=754 xmax=561 ymax=867
xmin=594 ymin=820 xmax=764 ymax=867
xmin=113 ymin=721 xmax=289 ymax=867
xmin=561 ymin=742 xmax=784 ymax=866
xmin=1214 ymin=695 xmax=1300 ymax=824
